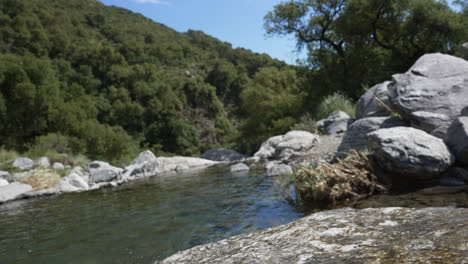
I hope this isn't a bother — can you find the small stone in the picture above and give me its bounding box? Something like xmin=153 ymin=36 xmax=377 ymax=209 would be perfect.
xmin=267 ymin=164 xmax=293 ymax=176
xmin=228 ymin=163 xmax=249 ymax=172
xmin=52 ymin=162 xmax=65 ymax=170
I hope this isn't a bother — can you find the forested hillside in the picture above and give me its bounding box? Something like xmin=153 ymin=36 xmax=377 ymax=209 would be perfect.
xmin=0 ymin=0 xmax=307 ymax=163
xmin=0 ymin=0 xmax=466 ymax=164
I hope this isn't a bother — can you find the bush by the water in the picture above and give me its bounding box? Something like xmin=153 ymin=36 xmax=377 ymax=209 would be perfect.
xmin=282 ymin=150 xmax=387 ymax=208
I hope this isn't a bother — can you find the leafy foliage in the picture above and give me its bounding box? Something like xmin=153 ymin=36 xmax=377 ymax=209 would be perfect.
xmin=0 ymin=0 xmax=302 ymax=159
xmin=265 ymin=0 xmax=468 ymax=100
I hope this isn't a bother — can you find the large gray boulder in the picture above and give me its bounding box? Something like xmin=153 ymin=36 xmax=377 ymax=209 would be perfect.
xmin=337 ymin=117 xmax=407 ymax=154
xmin=88 ymin=161 xmax=123 ymax=184
xmin=159 ymin=207 xmax=468 ymax=264
xmin=317 ymin=111 xmax=353 ymax=135
xmin=201 ymin=148 xmax=247 ymax=162
xmin=367 ymin=127 xmax=454 ymax=180
xmin=12 ymin=157 xmax=34 ymax=170
xmin=254 ymin=131 xmax=320 ymax=160
xmin=445 ymin=117 xmax=468 ymax=166
xmin=355 ymin=81 xmax=393 ymax=119
xmin=390 ymin=53 xmax=468 ymax=137
xmin=0 ymin=182 xmax=33 ymax=203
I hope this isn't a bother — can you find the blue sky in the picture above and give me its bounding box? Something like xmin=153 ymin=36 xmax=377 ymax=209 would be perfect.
xmin=99 ymin=0 xmax=307 ymax=64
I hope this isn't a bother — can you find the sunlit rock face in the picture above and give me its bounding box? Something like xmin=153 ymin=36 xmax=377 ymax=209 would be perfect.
xmin=158 ymin=207 xmax=468 ymax=264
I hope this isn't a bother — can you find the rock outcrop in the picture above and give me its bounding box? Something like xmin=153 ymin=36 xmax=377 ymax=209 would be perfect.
xmin=367 ymin=127 xmax=454 ymax=180
xmin=445 ymin=117 xmax=468 ymax=166
xmin=390 ymin=53 xmax=468 ymax=137
xmin=254 ymin=131 xmax=320 ymax=160
xmin=355 ymin=81 xmax=392 ymax=119
xmin=159 ymin=207 xmax=468 ymax=264
xmin=201 ymin=148 xmax=247 ymax=162
xmin=337 ymin=117 xmax=407 ymax=154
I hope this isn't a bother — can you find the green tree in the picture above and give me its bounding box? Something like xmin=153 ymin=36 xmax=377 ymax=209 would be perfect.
xmin=239 ymin=67 xmax=306 ymax=154
xmin=265 ymin=0 xmax=467 ymax=99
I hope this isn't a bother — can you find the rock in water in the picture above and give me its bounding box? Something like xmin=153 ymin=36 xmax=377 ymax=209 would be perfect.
xmin=12 ymin=157 xmax=34 ymax=170
xmin=355 ymin=81 xmax=393 ymax=119
xmin=0 ymin=182 xmax=33 ymax=203
xmin=390 ymin=53 xmax=468 ymax=137
xmin=445 ymin=117 xmax=468 ymax=166
xmin=201 ymin=148 xmax=247 ymax=162
xmin=337 ymin=117 xmax=407 ymax=155
xmin=158 ymin=207 xmax=468 ymax=264
xmin=228 ymin=163 xmax=249 ymax=172
xmin=267 ymin=164 xmax=293 ymax=176
xmin=367 ymin=127 xmax=454 ymax=180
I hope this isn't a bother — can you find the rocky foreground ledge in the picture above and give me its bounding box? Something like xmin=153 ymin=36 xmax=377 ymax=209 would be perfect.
xmin=158 ymin=207 xmax=468 ymax=264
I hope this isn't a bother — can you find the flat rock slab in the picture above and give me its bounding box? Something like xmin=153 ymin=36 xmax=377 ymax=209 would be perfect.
xmin=0 ymin=182 xmax=33 ymax=203
xmin=159 ymin=207 xmax=468 ymax=264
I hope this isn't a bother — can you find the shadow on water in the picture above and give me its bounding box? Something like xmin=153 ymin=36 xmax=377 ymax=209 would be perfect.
xmin=0 ymin=165 xmax=304 ymax=264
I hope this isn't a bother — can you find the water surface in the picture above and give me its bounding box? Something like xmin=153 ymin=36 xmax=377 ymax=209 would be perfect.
xmin=0 ymin=166 xmax=303 ymax=264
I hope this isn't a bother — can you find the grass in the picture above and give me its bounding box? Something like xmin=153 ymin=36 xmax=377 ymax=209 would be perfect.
xmin=280 ymin=150 xmax=387 ymax=208
xmin=17 ymin=168 xmax=62 ymax=190
xmin=315 ymin=92 xmax=356 ymax=120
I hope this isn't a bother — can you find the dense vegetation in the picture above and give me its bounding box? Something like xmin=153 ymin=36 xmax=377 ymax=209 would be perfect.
xmin=0 ymin=0 xmax=302 ymax=163
xmin=0 ymin=0 xmax=466 ymax=164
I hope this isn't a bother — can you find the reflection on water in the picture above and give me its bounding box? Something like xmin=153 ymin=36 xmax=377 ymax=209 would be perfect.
xmin=0 ymin=166 xmax=303 ymax=264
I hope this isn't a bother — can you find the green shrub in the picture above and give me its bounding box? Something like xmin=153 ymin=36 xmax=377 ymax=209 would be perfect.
xmin=27 ymin=133 xmax=72 ymax=158
xmin=291 ymin=113 xmax=318 ymax=133
xmin=315 ymin=93 xmax=356 ymax=120
xmin=0 ymin=148 xmax=19 ymax=163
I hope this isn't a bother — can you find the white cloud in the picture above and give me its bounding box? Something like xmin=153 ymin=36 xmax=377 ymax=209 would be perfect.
xmin=133 ymin=0 xmax=169 ymax=5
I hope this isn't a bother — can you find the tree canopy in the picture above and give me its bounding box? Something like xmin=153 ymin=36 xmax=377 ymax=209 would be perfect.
xmin=265 ymin=0 xmax=468 ymax=99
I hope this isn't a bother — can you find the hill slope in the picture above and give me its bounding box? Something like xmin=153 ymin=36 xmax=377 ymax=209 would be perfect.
xmin=0 ymin=0 xmax=299 ymax=163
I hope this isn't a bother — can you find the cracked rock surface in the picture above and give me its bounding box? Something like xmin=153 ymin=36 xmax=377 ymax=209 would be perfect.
xmin=159 ymin=207 xmax=468 ymax=264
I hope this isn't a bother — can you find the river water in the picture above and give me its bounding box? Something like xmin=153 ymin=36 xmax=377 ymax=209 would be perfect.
xmin=0 ymin=165 xmax=304 ymax=264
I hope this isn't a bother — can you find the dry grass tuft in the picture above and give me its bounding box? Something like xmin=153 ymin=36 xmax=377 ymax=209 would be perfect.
xmin=17 ymin=168 xmax=62 ymax=190
xmin=285 ymin=150 xmax=387 ymax=208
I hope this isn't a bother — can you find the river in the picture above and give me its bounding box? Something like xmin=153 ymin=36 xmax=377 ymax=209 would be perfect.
xmin=0 ymin=165 xmax=304 ymax=264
